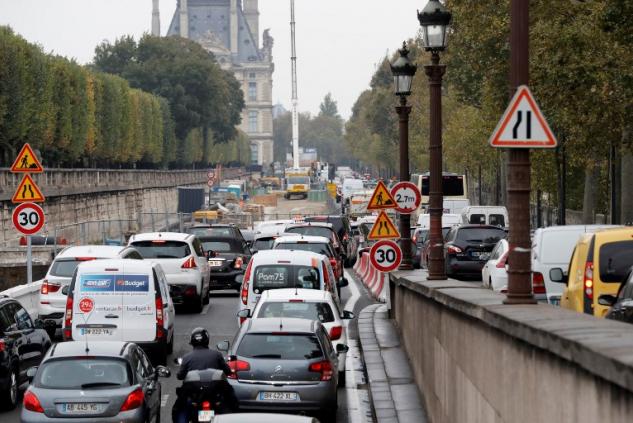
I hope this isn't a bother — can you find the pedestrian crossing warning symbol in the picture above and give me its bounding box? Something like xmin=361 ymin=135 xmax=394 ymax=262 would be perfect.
xmin=367 ymin=181 xmax=397 ymax=210
xmin=10 ymin=143 xmax=44 ymax=173
xmin=12 ymin=174 xmax=45 ymax=203
xmin=368 ymin=211 xmax=400 ymax=240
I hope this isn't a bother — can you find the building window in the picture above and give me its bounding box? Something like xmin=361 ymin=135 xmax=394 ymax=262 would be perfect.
xmin=248 ymin=111 xmax=258 ymax=133
xmin=249 ymin=73 xmax=256 ymax=79
xmin=248 ymin=82 xmax=257 ymax=101
xmin=250 ymin=143 xmax=259 ymax=164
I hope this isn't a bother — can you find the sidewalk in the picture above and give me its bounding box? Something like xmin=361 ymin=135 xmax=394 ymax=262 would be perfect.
xmin=358 ymin=303 xmax=427 ymax=423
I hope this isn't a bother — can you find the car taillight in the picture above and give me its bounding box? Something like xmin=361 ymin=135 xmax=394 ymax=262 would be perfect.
xmin=447 ymin=245 xmax=462 ymax=254
xmin=120 ymin=388 xmax=144 ymax=411
xmin=532 ymin=272 xmax=546 ymax=294
xmin=234 ymin=257 xmax=244 ymax=269
xmin=241 ymin=261 xmax=253 ymax=305
xmin=182 ymin=256 xmax=197 ymax=269
xmin=228 ymin=360 xmax=250 ymax=379
xmin=309 ymin=360 xmax=334 ymax=381
xmin=41 ymin=280 xmax=61 ymax=295
xmin=64 ymin=295 xmax=73 ymax=339
xmin=584 ymin=262 xmax=594 ymax=300
xmin=155 ymin=297 xmax=164 ymax=339
xmin=0 ymin=339 xmax=5 ymax=352
xmin=496 ymin=252 xmax=509 ymax=268
xmin=202 ymin=401 xmax=212 ymax=411
xmin=329 ymin=326 xmax=343 ymax=341
xmin=23 ymin=390 xmax=44 ymax=413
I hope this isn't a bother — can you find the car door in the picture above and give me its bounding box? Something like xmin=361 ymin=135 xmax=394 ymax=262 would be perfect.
xmin=156 ymin=266 xmax=175 ymax=337
xmin=2 ymin=303 xmax=35 ymax=381
xmin=12 ymin=302 xmax=45 ymax=370
xmin=483 ymin=243 xmax=501 ymax=287
xmin=609 ymin=279 xmax=633 ymax=322
xmin=192 ymin=238 xmax=210 ymax=288
xmin=136 ymin=346 xmax=160 ymax=419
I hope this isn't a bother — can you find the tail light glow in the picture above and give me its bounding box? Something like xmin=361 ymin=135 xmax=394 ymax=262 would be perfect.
xmin=234 ymin=257 xmax=244 ymax=269
xmin=202 ymin=401 xmax=212 ymax=411
xmin=23 ymin=390 xmax=44 ymax=413
xmin=63 ymin=295 xmax=73 ymax=340
xmin=181 ymin=256 xmax=197 ymax=269
xmin=241 ymin=260 xmax=254 ymax=305
xmin=41 ymin=280 xmax=61 ymax=295
xmin=228 ymin=360 xmax=250 ymax=379
xmin=309 ymin=360 xmax=334 ymax=381
xmin=584 ymin=262 xmax=594 ymax=299
xmin=447 ymin=245 xmax=462 ymax=254
xmin=329 ymin=326 xmax=343 ymax=340
xmin=155 ymin=296 xmax=164 ymax=340
xmin=120 ymin=388 xmax=144 ymax=411
xmin=532 ymin=272 xmax=546 ymax=294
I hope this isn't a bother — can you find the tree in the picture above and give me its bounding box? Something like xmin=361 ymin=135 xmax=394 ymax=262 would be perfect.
xmin=319 ymin=93 xmax=340 ymax=118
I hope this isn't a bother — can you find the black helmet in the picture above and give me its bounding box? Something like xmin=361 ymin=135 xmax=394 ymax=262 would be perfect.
xmin=190 ymin=327 xmax=210 ymax=347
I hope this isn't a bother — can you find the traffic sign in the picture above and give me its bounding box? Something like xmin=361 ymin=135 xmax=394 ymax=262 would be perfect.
xmin=489 ymin=85 xmax=557 ymax=148
xmin=12 ymin=174 xmax=45 ymax=203
xmin=207 ymin=179 xmax=215 ymax=187
xmin=10 ymin=143 xmax=44 ymax=173
xmin=207 ymin=171 xmax=215 ymax=179
xmin=12 ymin=203 xmax=45 ymax=235
xmin=79 ymin=297 xmax=94 ymax=313
xmin=367 ymin=181 xmax=397 ymax=210
xmin=390 ymin=182 xmax=421 ymax=214
xmin=368 ymin=211 xmax=400 ymax=240
xmin=370 ymin=240 xmax=402 ymax=272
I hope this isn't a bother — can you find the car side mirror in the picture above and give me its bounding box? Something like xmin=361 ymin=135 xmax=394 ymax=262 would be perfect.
xmin=338 ymin=278 xmax=349 ymax=288
xmin=236 ymin=309 xmax=251 ymax=319
xmin=549 ymin=268 xmax=568 ymax=284
xmin=26 ymin=367 xmax=38 ymax=383
xmin=206 ymin=250 xmax=217 ymax=259
xmin=336 ymin=344 xmax=349 ymax=354
xmin=155 ymin=365 xmax=171 ymax=378
xmin=598 ymin=294 xmax=618 ymax=307
xmin=342 ymin=310 xmax=355 ymax=320
xmin=216 ymin=340 xmax=230 ymax=352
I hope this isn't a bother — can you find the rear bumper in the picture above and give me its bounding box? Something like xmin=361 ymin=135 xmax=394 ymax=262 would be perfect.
xmin=21 ymin=408 xmax=145 ymax=423
xmin=169 ymin=284 xmax=202 ymax=305
xmin=165 ymin=273 xmax=202 ymax=293
xmin=230 ymin=380 xmax=337 ymax=411
xmin=446 ymin=257 xmax=486 ymax=278
xmin=209 ymin=270 xmax=243 ymax=290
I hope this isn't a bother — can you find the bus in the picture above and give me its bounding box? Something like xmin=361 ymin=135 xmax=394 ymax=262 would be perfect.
xmin=411 ymin=172 xmax=468 ymax=204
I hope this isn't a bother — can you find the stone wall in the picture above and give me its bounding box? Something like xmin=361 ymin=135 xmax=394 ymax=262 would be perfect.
xmin=389 ymin=273 xmax=633 ymax=423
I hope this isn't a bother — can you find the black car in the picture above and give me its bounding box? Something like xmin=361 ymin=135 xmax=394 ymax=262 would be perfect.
xmin=0 ymin=296 xmax=52 ymax=410
xmin=200 ymin=236 xmax=252 ymax=291
xmin=185 ymin=224 xmax=245 ymax=241
xmin=444 ymin=225 xmax=507 ymax=280
xmin=600 ymin=268 xmax=633 ymax=324
xmin=303 ymin=216 xmax=355 ymax=266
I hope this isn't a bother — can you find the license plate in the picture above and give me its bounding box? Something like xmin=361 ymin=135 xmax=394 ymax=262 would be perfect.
xmin=209 ymin=260 xmax=223 ymax=267
xmin=470 ymin=251 xmax=482 ymax=258
xmin=198 ymin=410 xmax=215 ymax=422
xmin=62 ymin=403 xmax=105 ymax=414
xmin=258 ymin=392 xmax=299 ymax=401
xmin=80 ymin=328 xmax=113 ymax=336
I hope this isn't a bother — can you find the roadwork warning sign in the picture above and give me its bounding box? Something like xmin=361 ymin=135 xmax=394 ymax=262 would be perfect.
xmin=367 ymin=181 xmax=397 ymax=211
xmin=10 ymin=143 xmax=44 ymax=173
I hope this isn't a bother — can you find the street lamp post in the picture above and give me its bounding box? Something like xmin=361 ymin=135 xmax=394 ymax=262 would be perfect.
xmin=418 ymin=0 xmax=451 ymax=280
xmin=390 ymin=42 xmax=417 ymax=270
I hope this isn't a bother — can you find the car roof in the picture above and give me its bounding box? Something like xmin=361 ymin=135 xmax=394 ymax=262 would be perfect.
xmin=458 ymin=224 xmax=506 ymax=230
xmin=129 ymin=232 xmax=192 ymax=242
xmin=286 ymin=222 xmax=334 ymax=229
xmin=47 ymin=341 xmax=132 ymax=359
xmin=259 ymin=288 xmax=330 ymax=302
xmin=245 ymin=317 xmax=319 ymax=334
xmin=274 ymin=235 xmax=330 ymax=244
xmin=56 ymin=245 xmax=125 ymax=259
xmin=251 ymin=249 xmax=327 ymax=265
xmin=77 ymin=258 xmax=157 ymax=273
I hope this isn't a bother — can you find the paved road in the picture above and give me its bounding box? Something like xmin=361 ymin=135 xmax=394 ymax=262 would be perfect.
xmin=1 ymin=272 xmax=374 ymax=422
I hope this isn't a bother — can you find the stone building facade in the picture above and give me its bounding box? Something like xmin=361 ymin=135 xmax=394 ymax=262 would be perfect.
xmin=161 ymin=0 xmax=274 ymax=167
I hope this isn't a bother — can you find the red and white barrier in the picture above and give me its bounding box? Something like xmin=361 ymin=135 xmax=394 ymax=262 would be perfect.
xmin=352 ymin=252 xmax=389 ymax=304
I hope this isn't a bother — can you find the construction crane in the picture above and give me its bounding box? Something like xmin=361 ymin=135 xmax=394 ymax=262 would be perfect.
xmin=290 ymin=0 xmax=299 ymax=170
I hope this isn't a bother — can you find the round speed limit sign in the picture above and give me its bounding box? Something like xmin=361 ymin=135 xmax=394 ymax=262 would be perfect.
xmin=390 ymin=181 xmax=421 ymax=214
xmin=370 ymin=240 xmax=402 ymax=272
xmin=12 ymin=202 xmax=45 ymax=235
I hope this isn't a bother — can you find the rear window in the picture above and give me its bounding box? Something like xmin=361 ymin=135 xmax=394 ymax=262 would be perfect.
xmin=288 ymin=177 xmax=310 ymax=185
xmin=599 ymin=241 xmax=633 ymax=283
xmin=457 ymin=228 xmax=506 ymax=243
xmin=35 ymin=358 xmax=131 ymax=389
xmin=286 ymin=227 xmax=333 ymax=239
xmin=252 ymin=239 xmax=275 ymax=251
xmin=201 ymin=240 xmax=240 ymax=253
xmin=50 ymin=259 xmax=90 ymax=277
xmin=131 ymin=241 xmax=190 ymax=259
xmin=489 ymin=214 xmax=505 ymax=227
xmin=275 ymin=242 xmax=331 ymax=257
xmin=469 ymin=214 xmax=486 ymax=224
xmin=256 ymin=301 xmax=335 ymax=323
xmin=539 ymin=231 xmax=581 ymax=264
xmin=189 ymin=227 xmax=234 ymax=237
xmin=237 ymin=334 xmax=323 ymax=360
xmin=305 ymin=217 xmax=346 ymax=239
xmin=253 ymin=265 xmax=320 ymax=293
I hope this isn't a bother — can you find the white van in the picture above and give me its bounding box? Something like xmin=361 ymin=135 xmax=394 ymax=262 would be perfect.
xmin=341 ymin=178 xmax=365 ymax=201
xmin=63 ymin=259 xmax=175 ymax=364
xmin=461 ymin=206 xmax=509 ymax=228
xmin=417 ymin=213 xmax=461 ymax=229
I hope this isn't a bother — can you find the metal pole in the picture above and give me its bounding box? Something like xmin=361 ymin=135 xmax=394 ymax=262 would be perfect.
xmin=26 ymin=235 xmax=32 ymax=284
xmin=610 ymin=140 xmax=618 ymax=224
xmin=425 ymin=52 xmax=447 ymax=280
xmin=397 ymin=96 xmax=413 ymax=270
xmin=504 ymin=0 xmax=536 ymax=304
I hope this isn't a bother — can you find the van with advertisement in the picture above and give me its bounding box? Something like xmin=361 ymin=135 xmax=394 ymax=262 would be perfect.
xmin=63 ymin=260 xmax=175 ymax=364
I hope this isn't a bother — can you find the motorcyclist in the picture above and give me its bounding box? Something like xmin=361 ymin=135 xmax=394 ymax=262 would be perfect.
xmin=173 ymin=327 xmax=236 ymax=423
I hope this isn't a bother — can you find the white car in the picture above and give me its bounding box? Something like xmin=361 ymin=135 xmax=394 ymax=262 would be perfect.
xmin=240 ymin=288 xmax=355 ymax=378
xmin=253 ymin=220 xmax=293 ymax=233
xmin=129 ymin=232 xmax=210 ymax=313
xmin=482 ymin=239 xmax=509 ymax=292
xmin=38 ymin=245 xmax=143 ymax=336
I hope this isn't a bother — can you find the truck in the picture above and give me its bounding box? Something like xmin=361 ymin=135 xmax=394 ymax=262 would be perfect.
xmin=284 ymin=168 xmax=311 ymax=200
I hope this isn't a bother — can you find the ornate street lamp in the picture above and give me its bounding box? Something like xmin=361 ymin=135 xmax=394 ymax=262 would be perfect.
xmin=418 ymin=0 xmax=451 ymax=280
xmin=390 ymin=42 xmax=417 ymax=270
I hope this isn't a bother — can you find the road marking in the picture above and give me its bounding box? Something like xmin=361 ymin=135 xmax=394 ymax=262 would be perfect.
xmin=345 ymin=339 xmax=372 ymax=423
xmin=161 ymin=394 xmax=169 ymax=408
xmin=344 ymin=270 xmax=361 ymax=312
xmin=201 ymin=304 xmax=210 ymax=315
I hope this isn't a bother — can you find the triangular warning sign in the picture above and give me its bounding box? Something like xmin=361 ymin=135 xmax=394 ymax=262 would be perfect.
xmin=367 ymin=181 xmax=397 ymax=210
xmin=12 ymin=174 xmax=45 ymax=203
xmin=368 ymin=211 xmax=400 ymax=240
xmin=10 ymin=143 xmax=44 ymax=173
xmin=489 ymin=85 xmax=557 ymax=149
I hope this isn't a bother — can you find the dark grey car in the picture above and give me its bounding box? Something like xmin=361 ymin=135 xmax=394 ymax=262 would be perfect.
xmin=219 ymin=318 xmax=346 ymax=421
xmin=21 ymin=341 xmax=170 ymax=423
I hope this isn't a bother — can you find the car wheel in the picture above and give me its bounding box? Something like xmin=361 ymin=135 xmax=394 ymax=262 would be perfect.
xmin=203 ymin=285 xmax=210 ymax=305
xmin=322 ymin=394 xmax=338 ymax=421
xmin=194 ymin=294 xmax=204 ymax=313
xmin=0 ymin=367 xmax=18 ymax=410
xmin=167 ymin=333 xmax=174 ymax=354
xmin=338 ymin=370 xmax=346 ymax=387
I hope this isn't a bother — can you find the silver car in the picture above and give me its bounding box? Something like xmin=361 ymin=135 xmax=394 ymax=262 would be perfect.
xmin=218 ymin=318 xmax=346 ymax=421
xmin=21 ymin=341 xmax=170 ymax=423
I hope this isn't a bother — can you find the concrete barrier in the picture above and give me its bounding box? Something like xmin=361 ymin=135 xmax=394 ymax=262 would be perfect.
xmin=1 ymin=279 xmax=42 ymax=318
xmin=390 ymin=271 xmax=633 ymax=423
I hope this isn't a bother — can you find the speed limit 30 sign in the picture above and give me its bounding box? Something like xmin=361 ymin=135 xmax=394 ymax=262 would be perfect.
xmin=390 ymin=181 xmax=421 ymax=214
xmin=370 ymin=240 xmax=402 ymax=272
xmin=12 ymin=202 xmax=45 ymax=235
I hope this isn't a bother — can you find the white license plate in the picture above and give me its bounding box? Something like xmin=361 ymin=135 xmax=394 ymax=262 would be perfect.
xmin=209 ymin=260 xmax=223 ymax=267
xmin=62 ymin=403 xmax=105 ymax=414
xmin=80 ymin=328 xmax=113 ymax=336
xmin=198 ymin=410 xmax=215 ymax=422
xmin=258 ymin=392 xmax=299 ymax=401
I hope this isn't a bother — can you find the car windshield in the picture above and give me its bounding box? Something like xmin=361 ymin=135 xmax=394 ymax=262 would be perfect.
xmin=599 ymin=241 xmax=633 ymax=283
xmin=253 ymin=265 xmax=320 ymax=293
xmin=286 ymin=227 xmax=333 ymax=239
xmin=237 ymin=334 xmax=323 ymax=360
xmin=252 ymin=238 xmax=275 ymax=251
xmin=457 ymin=228 xmax=506 ymax=244
xmin=201 ymin=240 xmax=241 ymax=253
xmin=275 ymin=242 xmax=331 ymax=257
xmin=256 ymin=301 xmax=335 ymax=323
xmin=50 ymin=258 xmax=96 ymax=277
xmin=130 ymin=241 xmax=190 ymax=259
xmin=35 ymin=358 xmax=131 ymax=389
xmin=288 ymin=177 xmax=310 ymax=185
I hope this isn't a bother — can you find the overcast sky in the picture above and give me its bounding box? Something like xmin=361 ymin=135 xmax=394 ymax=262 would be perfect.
xmin=0 ymin=0 xmax=427 ymax=119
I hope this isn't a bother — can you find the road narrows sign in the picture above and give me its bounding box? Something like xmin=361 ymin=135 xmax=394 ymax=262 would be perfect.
xmin=367 ymin=181 xmax=397 ymax=210
xmin=12 ymin=174 xmax=45 ymax=203
xmin=368 ymin=211 xmax=400 ymax=240
xmin=10 ymin=143 xmax=44 ymax=173
xmin=489 ymin=85 xmax=557 ymax=148
xmin=12 ymin=202 xmax=45 ymax=235
xmin=370 ymin=240 xmax=402 ymax=272
xmin=390 ymin=181 xmax=421 ymax=214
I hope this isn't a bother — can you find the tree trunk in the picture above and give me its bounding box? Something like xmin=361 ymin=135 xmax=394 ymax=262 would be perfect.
xmin=582 ymin=163 xmax=599 ymax=224
xmin=621 ymin=153 xmax=633 ymax=224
